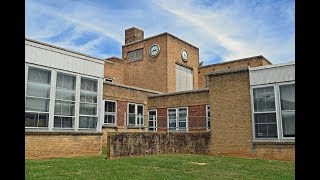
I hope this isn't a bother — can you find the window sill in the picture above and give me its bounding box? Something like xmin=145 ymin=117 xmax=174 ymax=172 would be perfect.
xmin=253 ymin=140 xmax=295 ymax=145
xmin=102 ymin=124 xmax=117 ymax=128
xmin=25 ymin=131 xmax=102 ymax=135
xmin=126 ymin=126 xmax=145 ymax=129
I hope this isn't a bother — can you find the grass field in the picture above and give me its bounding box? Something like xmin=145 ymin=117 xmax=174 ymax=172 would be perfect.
xmin=26 ymin=153 xmax=294 ymax=179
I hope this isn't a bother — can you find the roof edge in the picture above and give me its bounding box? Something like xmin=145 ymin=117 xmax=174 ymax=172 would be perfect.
xmin=104 ymin=82 xmax=162 ymax=94
xmin=148 ymin=88 xmax=209 ymax=98
xmin=199 ymin=55 xmax=271 ymax=69
xmin=122 ymin=32 xmax=199 ymax=49
xmin=208 ymin=67 xmax=249 ymax=77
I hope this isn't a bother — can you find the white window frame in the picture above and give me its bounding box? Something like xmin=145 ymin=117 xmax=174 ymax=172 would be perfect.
xmin=251 ymin=82 xmax=295 ymax=142
xmin=167 ymin=107 xmax=189 ymax=132
xmin=53 ymin=71 xmax=77 ymax=129
xmin=148 ymin=109 xmax=157 ymax=132
xmin=127 ymin=103 xmax=144 ymax=127
xmin=104 ymin=100 xmax=117 ymax=126
xmin=25 ymin=63 xmax=102 ymax=132
xmin=277 ymin=81 xmax=295 ymax=140
xmin=78 ymin=76 xmax=99 ymax=129
xmin=206 ymin=105 xmax=210 ymax=131
xmin=25 ymin=65 xmax=53 ymax=129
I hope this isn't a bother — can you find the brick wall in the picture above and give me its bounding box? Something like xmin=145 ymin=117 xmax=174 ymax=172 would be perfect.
xmin=188 ymin=105 xmax=207 ymax=131
xmin=208 ymin=68 xmax=294 ymax=161
xmin=25 ymin=132 xmax=102 ymax=159
xmin=156 ymin=108 xmax=167 ymax=131
xmin=104 ymin=58 xmax=125 ymax=84
xmin=148 ymin=89 xmax=209 ymax=109
xmin=198 ymin=56 xmax=271 ymax=89
xmin=107 ymin=132 xmax=211 ymax=159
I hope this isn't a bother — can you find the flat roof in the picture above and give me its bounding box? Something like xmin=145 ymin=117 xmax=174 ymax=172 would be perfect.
xmin=249 ymin=61 xmax=295 ymax=71
xmin=199 ymin=55 xmax=272 ymax=69
xmin=122 ymin=32 xmax=199 ymax=49
xmin=148 ymin=88 xmax=209 ymax=98
xmin=104 ymin=82 xmax=162 ymax=94
xmin=25 ymin=38 xmax=114 ymax=64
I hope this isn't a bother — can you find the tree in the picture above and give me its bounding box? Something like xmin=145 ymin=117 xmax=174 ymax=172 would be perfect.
xmin=199 ymin=61 xmax=204 ymax=66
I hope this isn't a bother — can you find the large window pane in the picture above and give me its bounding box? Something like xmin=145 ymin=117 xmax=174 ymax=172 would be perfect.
xmin=79 ymin=116 xmax=97 ymax=128
xmin=28 ymin=68 xmax=51 ymax=84
xmin=80 ymin=103 xmax=97 ymax=115
xmin=176 ymin=64 xmax=193 ymax=92
xmin=253 ymin=87 xmax=275 ymax=112
xmin=281 ymin=111 xmax=295 ymax=137
xmin=54 ymin=100 xmax=75 ymax=116
xmin=25 ymin=112 xmax=49 ymax=127
xmin=105 ymin=101 xmax=116 ymax=124
xmin=254 ymin=113 xmax=277 ymax=138
xmin=27 ymin=82 xmax=51 ymax=98
xmin=54 ymin=116 xmax=74 ymax=128
xmin=280 ymin=84 xmax=295 ymax=110
xmin=26 ymin=97 xmax=50 ymax=112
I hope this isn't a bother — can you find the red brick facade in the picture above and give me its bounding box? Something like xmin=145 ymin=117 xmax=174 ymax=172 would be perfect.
xmin=188 ymin=105 xmax=208 ymax=131
xmin=156 ymin=108 xmax=167 ymax=131
xmin=116 ymin=100 xmax=128 ymax=127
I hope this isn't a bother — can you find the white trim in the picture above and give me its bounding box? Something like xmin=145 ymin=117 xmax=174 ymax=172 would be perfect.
xmin=127 ymin=103 xmax=145 ymax=128
xmin=74 ymin=74 xmax=81 ymax=131
xmin=148 ymin=109 xmax=157 ymax=132
xmin=104 ymin=100 xmax=117 ymax=126
xmin=48 ymin=70 xmax=56 ymax=131
xmin=167 ymin=107 xmax=188 ymax=132
xmin=251 ymin=82 xmax=295 ymax=142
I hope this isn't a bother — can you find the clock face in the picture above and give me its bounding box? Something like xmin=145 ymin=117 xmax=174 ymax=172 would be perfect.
xmin=149 ymin=44 xmax=160 ymax=57
xmin=181 ymin=49 xmax=188 ymax=62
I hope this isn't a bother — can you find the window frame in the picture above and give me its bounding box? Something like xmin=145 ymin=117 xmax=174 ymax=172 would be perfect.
xmin=104 ymin=100 xmax=117 ymax=126
xmin=148 ymin=109 xmax=157 ymax=132
xmin=53 ymin=72 xmax=77 ymax=129
xmin=127 ymin=48 xmax=143 ymax=62
xmin=277 ymin=81 xmax=295 ymax=140
xmin=251 ymin=82 xmax=295 ymax=142
xmin=167 ymin=107 xmax=189 ymax=132
xmin=127 ymin=103 xmax=144 ymax=128
xmin=206 ymin=105 xmax=210 ymax=131
xmin=25 ymin=65 xmax=52 ymax=129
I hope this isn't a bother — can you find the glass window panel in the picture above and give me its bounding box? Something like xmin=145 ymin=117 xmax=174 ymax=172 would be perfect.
xmin=80 ymin=91 xmax=97 ymax=103
xmin=54 ymin=100 xmax=75 ymax=116
xmin=128 ymin=114 xmax=135 ymax=125
xmin=105 ymin=101 xmax=116 ymax=112
xmin=80 ymin=103 xmax=97 ymax=115
xmin=137 ymin=105 xmax=143 ymax=114
xmin=282 ymin=111 xmax=295 ymax=137
xmin=25 ymin=112 xmax=49 ymax=127
xmin=105 ymin=115 xmax=115 ymax=124
xmin=169 ymin=121 xmax=176 ymax=128
xmin=253 ymin=87 xmax=275 ymax=112
xmin=179 ymin=122 xmax=186 ymax=128
xmin=28 ymin=68 xmax=51 ymax=84
xmin=254 ymin=113 xmax=277 ymax=123
xmin=280 ymin=84 xmax=295 ymax=110
xmin=54 ymin=116 xmax=74 ymax=128
xmin=26 ymin=97 xmax=49 ymax=112
xmin=129 ymin=104 xmax=135 ymax=113
xmin=255 ymin=123 xmax=278 ymax=138
xmin=79 ymin=116 xmax=97 ymax=128
xmin=27 ymin=82 xmax=51 ymax=98
xmin=55 ymin=89 xmax=75 ymax=101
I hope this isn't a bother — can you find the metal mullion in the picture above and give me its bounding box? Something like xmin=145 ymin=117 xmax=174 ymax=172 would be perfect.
xmin=48 ymin=70 xmax=56 ymax=131
xmin=26 ymin=96 xmax=50 ymax=100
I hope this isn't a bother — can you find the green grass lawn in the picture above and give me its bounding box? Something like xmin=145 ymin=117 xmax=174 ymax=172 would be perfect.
xmin=26 ymin=153 xmax=294 ymax=180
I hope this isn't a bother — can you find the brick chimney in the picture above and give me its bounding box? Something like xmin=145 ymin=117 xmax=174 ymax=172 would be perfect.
xmin=125 ymin=27 xmax=144 ymax=44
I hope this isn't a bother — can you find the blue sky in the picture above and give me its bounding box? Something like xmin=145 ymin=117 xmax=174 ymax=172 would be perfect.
xmin=25 ymin=0 xmax=295 ymax=65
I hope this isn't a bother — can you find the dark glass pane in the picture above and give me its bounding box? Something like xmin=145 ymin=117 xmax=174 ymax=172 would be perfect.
xmin=255 ymin=123 xmax=278 ymax=138
xmin=54 ymin=116 xmax=74 ymax=128
xmin=80 ymin=103 xmax=97 ymax=115
xmin=254 ymin=113 xmax=276 ymax=123
xmin=129 ymin=104 xmax=135 ymax=113
xmin=105 ymin=115 xmax=115 ymax=124
xmin=25 ymin=112 xmax=48 ymax=127
xmin=137 ymin=105 xmax=143 ymax=114
xmin=282 ymin=111 xmax=295 ymax=137
xmin=106 ymin=101 xmax=116 ymax=112
xmin=128 ymin=114 xmax=135 ymax=125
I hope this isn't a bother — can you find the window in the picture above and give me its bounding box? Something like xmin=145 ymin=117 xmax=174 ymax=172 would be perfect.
xmin=253 ymin=86 xmax=277 ymax=138
xmin=54 ymin=73 xmax=76 ymax=128
xmin=176 ymin=64 xmax=193 ymax=92
xmin=105 ymin=101 xmax=116 ymax=126
xmin=148 ymin=110 xmax=157 ymax=132
xmin=128 ymin=49 xmax=143 ymax=61
xmin=252 ymin=83 xmax=295 ymax=140
xmin=168 ymin=107 xmax=188 ymax=131
xmin=206 ymin=105 xmax=210 ymax=130
xmin=25 ymin=67 xmax=51 ymax=127
xmin=128 ymin=103 xmax=144 ymax=127
xmin=279 ymin=84 xmax=295 ymax=138
xmin=205 ymin=75 xmax=209 ymax=87
xmin=79 ymin=77 xmax=98 ymax=129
